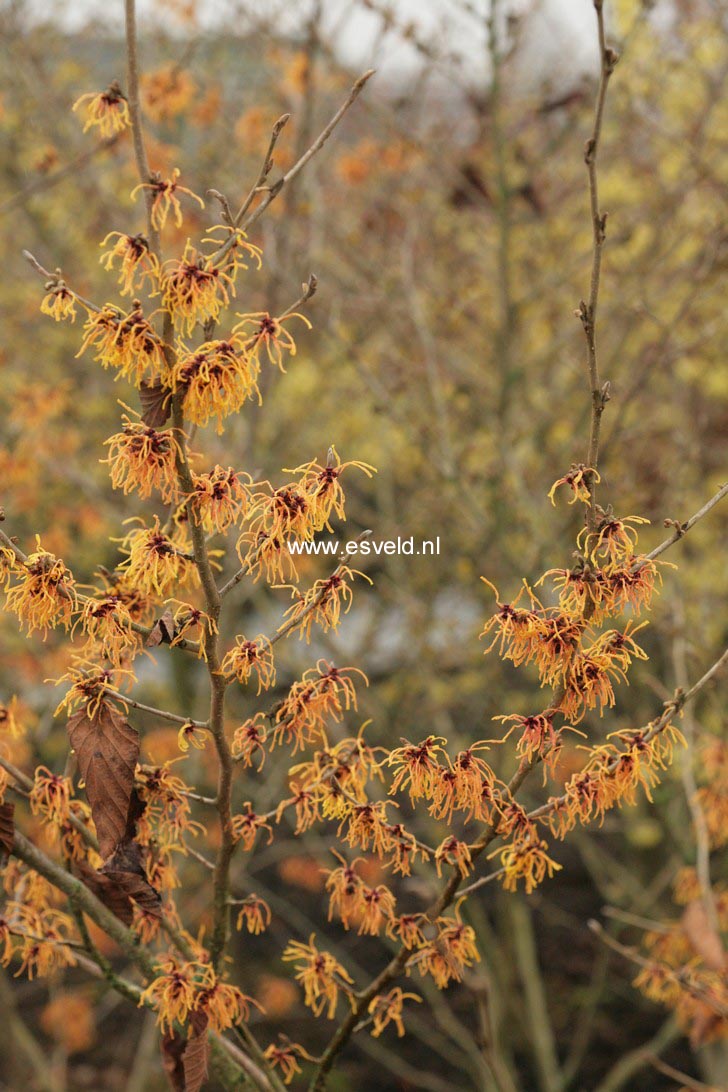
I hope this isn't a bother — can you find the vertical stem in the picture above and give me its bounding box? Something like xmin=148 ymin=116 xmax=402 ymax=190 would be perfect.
xmin=581 ymin=1 xmax=618 ymax=530
xmin=123 ymin=0 xmax=159 ymax=255
xmin=123 ymin=0 xmax=234 ymax=974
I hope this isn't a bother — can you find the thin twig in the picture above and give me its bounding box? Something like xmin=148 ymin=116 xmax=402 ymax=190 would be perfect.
xmin=647 ymin=482 xmax=728 ymax=561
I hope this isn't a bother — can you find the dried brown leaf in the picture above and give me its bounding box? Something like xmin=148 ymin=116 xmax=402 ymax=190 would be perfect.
xmin=182 ymin=1010 xmax=210 ymax=1092
xmin=147 ymin=608 xmax=176 ymax=648
xmin=76 ymin=853 xmax=161 ymax=926
xmin=67 ymin=703 xmax=139 ymax=859
xmin=140 ymin=380 xmax=172 ymax=428
xmin=161 ymin=1030 xmax=187 ymax=1092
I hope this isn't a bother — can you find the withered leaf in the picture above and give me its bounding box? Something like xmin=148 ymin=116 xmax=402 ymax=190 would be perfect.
xmin=147 ymin=608 xmax=176 ymax=648
xmin=0 ymin=801 xmax=14 ymax=856
xmin=67 ymin=703 xmax=139 ymax=859
xmin=140 ymin=379 xmax=172 ymax=428
xmin=682 ymin=899 xmax=726 ymax=972
xmin=161 ymin=1030 xmax=186 ymax=1092
xmin=182 ymin=1010 xmax=210 ymax=1092
xmin=76 ymin=851 xmax=161 ymax=927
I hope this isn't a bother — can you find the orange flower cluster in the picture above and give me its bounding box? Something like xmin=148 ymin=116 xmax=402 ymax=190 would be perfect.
xmin=119 ymin=518 xmax=196 ymax=599
xmin=73 ymin=82 xmax=130 ymax=137
xmin=282 ymin=935 xmax=354 ymax=1019
xmin=135 ymin=764 xmax=205 ymax=870
xmin=100 ymin=231 xmax=160 ymax=296
xmin=131 ymin=168 xmax=205 ymax=231
xmin=409 ymin=906 xmax=481 ymax=989
xmin=77 ymin=301 xmax=167 ymax=386
xmin=220 ymin=634 xmax=276 ymax=693
xmin=171 ymin=337 xmax=260 ymax=432
xmin=189 ymin=465 xmax=251 ymax=533
xmin=270 ymin=663 xmax=367 ymax=753
xmin=140 ymin=956 xmax=257 ymax=1034
xmin=279 ymin=566 xmax=370 ymax=641
xmin=104 ymin=416 xmax=181 ymax=502
xmin=387 ymin=736 xmax=502 ymax=826
xmin=325 ymin=855 xmax=397 ymax=935
xmin=545 ymin=722 xmax=687 ymax=839
xmin=4 ymin=538 xmax=76 ymax=637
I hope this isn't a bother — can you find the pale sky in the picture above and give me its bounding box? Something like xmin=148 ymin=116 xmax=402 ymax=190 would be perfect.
xmin=26 ymin=0 xmax=676 ymax=97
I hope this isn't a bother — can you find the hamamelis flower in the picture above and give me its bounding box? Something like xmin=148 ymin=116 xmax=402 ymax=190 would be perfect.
xmin=434 ymin=836 xmax=473 ymax=879
xmin=77 ymin=302 xmax=167 ymax=386
xmin=279 ymin=566 xmax=371 ymax=642
xmin=248 ymin=481 xmax=316 ymax=542
xmin=368 ymin=988 xmax=421 ymax=1038
xmin=161 ymin=242 xmax=234 ymax=336
xmin=387 ymin=913 xmax=426 ymax=950
xmin=578 ymin=512 xmax=650 ymax=569
xmin=29 ymin=767 xmax=72 ymax=827
xmin=172 ymin=339 xmax=259 ymax=432
xmin=495 ymin=712 xmax=567 ymax=773
xmin=263 ymin=1040 xmax=309 ymax=1086
xmin=53 ymin=662 xmax=129 ymax=719
xmin=325 ymin=855 xmax=365 ymax=930
xmin=196 ymin=973 xmax=260 ymax=1033
xmin=233 ymin=310 xmax=312 ymax=371
xmin=548 ymin=464 xmax=600 ymax=505
xmin=139 ymin=956 xmax=206 ymax=1032
xmin=537 ymin=562 xmax=611 ymax=621
xmin=168 ymin=602 xmax=218 ymax=661
xmin=136 ymin=763 xmax=206 ymax=849
xmin=385 ymin=823 xmax=430 ymax=876
xmin=104 ymin=416 xmax=180 ymax=502
xmin=271 ymin=663 xmax=368 ymax=751
xmin=75 ymin=591 xmax=139 ymax=663
xmin=131 ymin=168 xmax=204 ymax=231
xmin=220 ymin=634 xmax=275 ymax=693
xmin=231 ymin=804 xmax=274 ymax=851
xmin=497 ymin=836 xmax=562 ymax=894
xmin=190 ymin=466 xmax=251 ymax=533
xmin=429 ymin=742 xmax=499 ymax=824
xmin=282 ymin=935 xmax=354 ymax=1019
xmin=532 ymin=612 xmax=586 ymax=687
xmin=60 ymin=800 xmax=100 ymax=864
xmin=12 ymin=907 xmax=78 ymax=979
xmin=73 ymin=81 xmax=130 ymax=138
xmin=119 ymin=517 xmax=195 ymax=598
xmin=236 ymin=530 xmax=299 ymax=585
xmin=0 ymin=919 xmax=13 ymax=968
xmin=415 ymin=908 xmax=480 ymax=988
xmin=176 ymin=721 xmax=208 ymax=753
xmin=0 ymin=546 xmax=19 ymax=591
xmin=358 ymin=882 xmax=396 ymax=936
xmin=99 ymin=231 xmax=160 ymax=296
xmin=4 ymin=538 xmax=76 ymax=637
xmin=236 ymin=895 xmax=272 ymax=936
xmin=286 ymin=446 xmax=376 ymax=531
xmin=232 ymin=714 xmax=268 ymax=769
xmin=607 ymin=557 xmax=664 ymax=614
xmin=341 ymin=800 xmax=396 ymax=858
xmin=387 ymin=736 xmax=446 ymax=803
xmin=40 ymin=281 xmax=77 ymax=322
xmin=561 ymin=650 xmax=627 ymax=721
xmin=479 ymin=578 xmax=544 ymax=664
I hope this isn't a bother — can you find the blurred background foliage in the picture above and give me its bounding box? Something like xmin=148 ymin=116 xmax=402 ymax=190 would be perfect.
xmin=0 ymin=0 xmax=726 ymax=1088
